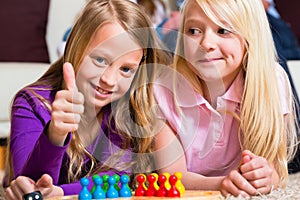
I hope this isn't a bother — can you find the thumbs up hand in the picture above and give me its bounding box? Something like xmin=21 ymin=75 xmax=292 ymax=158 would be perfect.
xmin=48 ymin=62 xmax=84 ymax=146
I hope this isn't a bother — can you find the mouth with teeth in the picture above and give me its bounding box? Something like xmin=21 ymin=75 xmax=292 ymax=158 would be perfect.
xmin=96 ymin=86 xmax=112 ymax=95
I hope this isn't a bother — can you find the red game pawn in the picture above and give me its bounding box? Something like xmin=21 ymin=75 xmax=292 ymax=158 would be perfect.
xmin=145 ymin=174 xmax=157 ymax=196
xmin=167 ymin=174 xmax=180 ymax=197
xmin=135 ymin=174 xmax=146 ymax=196
xmin=156 ymin=174 xmax=168 ymax=197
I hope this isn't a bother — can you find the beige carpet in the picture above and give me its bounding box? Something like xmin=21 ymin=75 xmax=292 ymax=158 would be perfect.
xmin=226 ymin=172 xmax=300 ymax=200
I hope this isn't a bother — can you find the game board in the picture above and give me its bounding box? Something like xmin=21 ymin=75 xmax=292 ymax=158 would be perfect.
xmin=45 ymin=190 xmax=222 ymax=200
xmin=44 ymin=173 xmax=222 ymax=199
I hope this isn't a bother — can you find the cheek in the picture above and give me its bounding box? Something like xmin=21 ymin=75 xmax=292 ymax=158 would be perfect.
xmin=227 ymin=46 xmax=244 ymax=69
xmin=76 ymin=59 xmax=106 ymax=83
xmin=237 ymin=45 xmax=245 ymax=63
xmin=184 ymin=37 xmax=200 ymax=62
xmin=76 ymin=59 xmax=92 ymax=81
xmin=75 ymin=65 xmax=89 ymax=90
xmin=118 ymin=77 xmax=134 ymax=94
xmin=230 ymin=39 xmax=245 ymax=64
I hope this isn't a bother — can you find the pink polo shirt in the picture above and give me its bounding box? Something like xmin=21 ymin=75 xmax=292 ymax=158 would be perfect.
xmin=153 ymin=64 xmax=290 ymax=176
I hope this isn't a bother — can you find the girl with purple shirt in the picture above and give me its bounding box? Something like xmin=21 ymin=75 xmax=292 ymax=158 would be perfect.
xmin=4 ymin=0 xmax=171 ymax=199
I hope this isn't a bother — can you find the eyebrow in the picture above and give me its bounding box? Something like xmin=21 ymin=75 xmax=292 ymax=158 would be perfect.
xmin=90 ymin=48 xmax=111 ymax=58
xmin=185 ymin=17 xmax=232 ymax=30
xmin=121 ymin=62 xmax=140 ymax=69
xmin=185 ymin=18 xmax=202 ymax=24
xmin=90 ymin=47 xmax=142 ymax=67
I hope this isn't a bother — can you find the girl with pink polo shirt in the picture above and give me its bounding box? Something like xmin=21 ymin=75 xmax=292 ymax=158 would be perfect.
xmin=153 ymin=0 xmax=298 ymax=198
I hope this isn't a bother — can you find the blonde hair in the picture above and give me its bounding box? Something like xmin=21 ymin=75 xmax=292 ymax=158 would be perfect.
xmin=173 ymin=0 xmax=298 ymax=186
xmin=6 ymin=0 xmax=171 ymax=185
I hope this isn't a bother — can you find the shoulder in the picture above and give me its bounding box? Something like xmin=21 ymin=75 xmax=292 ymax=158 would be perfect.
xmin=153 ymin=66 xmax=176 ymax=103
xmin=13 ymin=86 xmax=55 ymax=112
xmin=275 ymin=63 xmax=291 ymax=114
xmin=153 ymin=65 xmax=200 ymax=107
xmin=275 ymin=63 xmax=290 ymax=91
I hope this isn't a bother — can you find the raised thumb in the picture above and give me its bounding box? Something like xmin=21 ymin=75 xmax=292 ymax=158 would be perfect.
xmin=63 ymin=62 xmax=77 ymax=91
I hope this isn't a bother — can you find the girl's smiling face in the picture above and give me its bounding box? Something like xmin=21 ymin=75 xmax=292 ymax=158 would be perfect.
xmin=183 ymin=0 xmax=245 ymax=89
xmin=76 ymin=22 xmax=143 ymax=112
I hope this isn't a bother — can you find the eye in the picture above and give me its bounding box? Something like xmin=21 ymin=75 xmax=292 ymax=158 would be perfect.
xmin=121 ymin=67 xmax=130 ymax=73
xmin=217 ymin=28 xmax=231 ymax=34
xmin=120 ymin=66 xmax=137 ymax=77
xmin=188 ymin=28 xmax=201 ymax=35
xmin=95 ymin=56 xmax=108 ymax=65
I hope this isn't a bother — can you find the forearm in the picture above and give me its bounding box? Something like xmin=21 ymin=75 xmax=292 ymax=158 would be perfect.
xmin=10 ymin=90 xmax=52 ymax=177
xmin=181 ymin=172 xmax=224 ymax=191
xmin=271 ymin=164 xmax=280 ymax=189
xmin=157 ymin=167 xmax=224 ymax=191
xmin=20 ymin=132 xmax=71 ymax=184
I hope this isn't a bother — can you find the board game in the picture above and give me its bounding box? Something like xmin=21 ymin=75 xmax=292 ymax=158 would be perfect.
xmin=45 ymin=190 xmax=222 ymax=200
xmin=43 ymin=173 xmax=222 ymax=200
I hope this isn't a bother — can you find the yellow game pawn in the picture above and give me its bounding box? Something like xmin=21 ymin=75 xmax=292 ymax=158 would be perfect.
xmin=162 ymin=172 xmax=171 ymax=190
xmin=150 ymin=173 xmax=159 ymax=190
xmin=174 ymin=172 xmax=185 ymax=195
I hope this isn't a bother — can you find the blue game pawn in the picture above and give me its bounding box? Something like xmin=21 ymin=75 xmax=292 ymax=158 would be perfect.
xmin=119 ymin=174 xmax=132 ymax=197
xmin=106 ymin=176 xmax=119 ymax=198
xmin=93 ymin=176 xmax=106 ymax=199
xmin=78 ymin=177 xmax=92 ymax=200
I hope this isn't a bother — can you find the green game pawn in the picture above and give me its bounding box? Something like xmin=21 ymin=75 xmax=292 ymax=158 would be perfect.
xmin=119 ymin=174 xmax=132 ymax=197
xmin=91 ymin=174 xmax=100 ymax=194
xmin=113 ymin=174 xmax=120 ymax=191
xmin=102 ymin=174 xmax=110 ymax=192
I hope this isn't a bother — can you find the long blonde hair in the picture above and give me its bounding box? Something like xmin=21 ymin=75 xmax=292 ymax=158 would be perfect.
xmin=174 ymin=0 xmax=298 ymax=186
xmin=6 ymin=0 xmax=171 ymax=184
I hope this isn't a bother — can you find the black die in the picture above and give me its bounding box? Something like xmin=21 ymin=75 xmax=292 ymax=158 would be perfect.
xmin=23 ymin=191 xmax=43 ymax=200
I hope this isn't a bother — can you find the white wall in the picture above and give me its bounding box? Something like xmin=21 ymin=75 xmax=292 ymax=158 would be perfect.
xmin=0 ymin=63 xmax=50 ymax=138
xmin=46 ymin=0 xmax=86 ymax=63
xmin=288 ymin=60 xmax=300 ymax=96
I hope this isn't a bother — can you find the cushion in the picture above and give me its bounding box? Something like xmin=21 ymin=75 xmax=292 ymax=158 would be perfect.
xmin=0 ymin=0 xmax=50 ymax=63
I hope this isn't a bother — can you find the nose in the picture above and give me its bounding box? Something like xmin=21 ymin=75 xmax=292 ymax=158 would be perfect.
xmin=199 ymin=32 xmax=217 ymax=52
xmin=100 ymin=66 xmax=117 ymax=87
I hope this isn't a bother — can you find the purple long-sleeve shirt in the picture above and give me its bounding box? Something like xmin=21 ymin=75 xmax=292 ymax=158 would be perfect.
xmin=5 ymin=88 xmax=131 ymax=195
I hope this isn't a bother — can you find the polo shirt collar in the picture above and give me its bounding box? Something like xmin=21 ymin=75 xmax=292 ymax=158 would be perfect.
xmin=176 ymin=70 xmax=244 ymax=107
